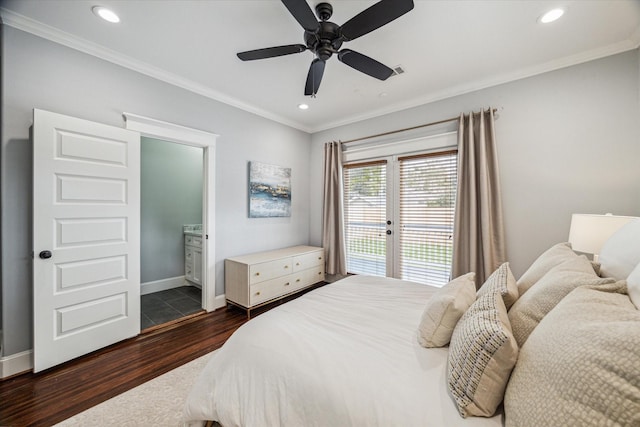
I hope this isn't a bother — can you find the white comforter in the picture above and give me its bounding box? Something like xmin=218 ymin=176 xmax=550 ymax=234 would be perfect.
xmin=183 ymin=275 xmax=503 ymax=427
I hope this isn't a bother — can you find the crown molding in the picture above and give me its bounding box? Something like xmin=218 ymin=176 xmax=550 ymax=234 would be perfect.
xmin=2 ymin=7 xmax=638 ymax=136
xmin=310 ymin=37 xmax=640 ymax=133
xmin=0 ymin=8 xmax=312 ymax=133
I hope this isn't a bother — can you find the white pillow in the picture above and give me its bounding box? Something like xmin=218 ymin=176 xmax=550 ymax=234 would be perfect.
xmin=627 ymin=263 xmax=640 ymax=310
xmin=599 ymin=219 xmax=640 ymax=279
xmin=417 ymin=272 xmax=476 ymax=348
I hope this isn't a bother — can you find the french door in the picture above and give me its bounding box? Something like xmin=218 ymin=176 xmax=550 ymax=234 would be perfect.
xmin=343 ymin=150 xmax=457 ymax=286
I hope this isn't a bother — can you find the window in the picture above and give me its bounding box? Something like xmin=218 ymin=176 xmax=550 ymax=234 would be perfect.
xmin=343 ymin=148 xmax=457 ymax=287
xmin=343 ymin=161 xmax=387 ymax=276
xmin=398 ymin=151 xmax=457 ymax=285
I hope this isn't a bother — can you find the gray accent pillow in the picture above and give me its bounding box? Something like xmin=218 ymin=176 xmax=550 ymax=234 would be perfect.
xmin=516 ymin=242 xmax=577 ymax=295
xmin=504 ymin=281 xmax=640 ymax=426
xmin=508 ymin=255 xmax=614 ymax=347
xmin=447 ymin=290 xmax=518 ymax=418
xmin=477 ymin=262 xmax=518 ymax=309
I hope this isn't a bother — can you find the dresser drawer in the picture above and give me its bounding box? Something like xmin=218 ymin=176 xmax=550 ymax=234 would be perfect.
xmin=292 ymin=251 xmax=324 ymax=272
xmin=249 ymin=258 xmax=293 ymax=285
xmin=290 ymin=266 xmax=325 ymax=292
xmin=249 ymin=276 xmax=296 ymax=306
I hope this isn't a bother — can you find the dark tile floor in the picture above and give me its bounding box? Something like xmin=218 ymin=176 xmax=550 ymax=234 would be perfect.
xmin=141 ymin=286 xmax=202 ymax=330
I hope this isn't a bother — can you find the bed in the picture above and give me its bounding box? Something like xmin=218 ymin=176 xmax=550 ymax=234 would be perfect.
xmin=184 ymin=275 xmax=501 ymax=426
xmin=184 ymin=219 xmax=640 ymax=427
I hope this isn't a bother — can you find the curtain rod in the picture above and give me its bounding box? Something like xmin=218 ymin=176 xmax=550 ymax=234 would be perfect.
xmin=341 ymin=108 xmax=498 ymax=145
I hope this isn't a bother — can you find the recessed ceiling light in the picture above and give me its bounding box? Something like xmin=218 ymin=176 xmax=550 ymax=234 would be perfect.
xmin=539 ymin=8 xmax=564 ymax=24
xmin=297 ymin=103 xmax=309 ymax=110
xmin=92 ymin=6 xmax=120 ymax=23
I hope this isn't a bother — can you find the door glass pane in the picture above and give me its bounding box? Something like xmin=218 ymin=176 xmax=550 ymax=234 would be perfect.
xmin=398 ymin=153 xmax=457 ymax=286
xmin=343 ymin=162 xmax=387 ymax=276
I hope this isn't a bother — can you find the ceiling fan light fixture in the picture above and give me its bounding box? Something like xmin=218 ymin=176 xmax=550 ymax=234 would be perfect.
xmin=238 ymin=0 xmax=414 ymax=96
xmin=297 ymin=103 xmax=309 ymax=110
xmin=92 ymin=6 xmax=120 ymax=23
xmin=539 ymin=8 xmax=564 ymax=24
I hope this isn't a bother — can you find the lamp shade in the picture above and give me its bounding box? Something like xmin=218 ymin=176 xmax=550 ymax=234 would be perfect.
xmin=568 ymin=213 xmax=637 ymax=255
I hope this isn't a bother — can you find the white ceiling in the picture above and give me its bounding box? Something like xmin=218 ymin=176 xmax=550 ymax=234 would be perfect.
xmin=1 ymin=0 xmax=639 ymax=133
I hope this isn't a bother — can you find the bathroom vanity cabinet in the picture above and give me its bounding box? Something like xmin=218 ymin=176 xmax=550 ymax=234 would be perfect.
xmin=185 ymin=233 xmax=202 ymax=286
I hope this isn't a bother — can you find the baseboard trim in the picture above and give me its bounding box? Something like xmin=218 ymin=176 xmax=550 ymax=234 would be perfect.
xmin=1 ymin=350 xmax=33 ymax=379
xmin=1 ymin=287 xmax=218 ymax=378
xmin=141 ymin=276 xmax=188 ymax=295
xmin=214 ymin=293 xmax=226 ymax=310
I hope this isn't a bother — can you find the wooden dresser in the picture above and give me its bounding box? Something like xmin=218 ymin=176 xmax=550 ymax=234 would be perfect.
xmin=225 ymin=245 xmax=325 ymax=316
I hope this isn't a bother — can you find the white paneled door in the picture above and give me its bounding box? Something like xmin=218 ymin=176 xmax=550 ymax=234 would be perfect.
xmin=33 ymin=109 xmax=141 ymax=372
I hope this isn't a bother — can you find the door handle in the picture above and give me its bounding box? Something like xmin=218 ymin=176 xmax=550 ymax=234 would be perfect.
xmin=39 ymin=250 xmax=52 ymax=259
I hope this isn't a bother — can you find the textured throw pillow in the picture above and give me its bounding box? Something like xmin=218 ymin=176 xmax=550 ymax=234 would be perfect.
xmin=627 ymin=263 xmax=640 ymax=310
xmin=476 ymin=262 xmax=518 ymax=309
xmin=516 ymin=242 xmax=577 ymax=295
xmin=504 ymin=281 xmax=640 ymax=427
xmin=599 ymin=219 xmax=640 ymax=280
xmin=447 ymin=291 xmax=519 ymax=418
xmin=508 ymin=255 xmax=615 ymax=347
xmin=417 ymin=272 xmax=476 ymax=348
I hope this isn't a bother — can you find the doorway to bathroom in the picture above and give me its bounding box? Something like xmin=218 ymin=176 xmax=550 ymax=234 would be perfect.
xmin=123 ymin=112 xmax=218 ymax=331
xmin=139 ymin=137 xmax=204 ymax=329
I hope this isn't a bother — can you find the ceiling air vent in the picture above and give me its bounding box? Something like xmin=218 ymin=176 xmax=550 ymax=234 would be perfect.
xmin=392 ymin=65 xmax=405 ymax=76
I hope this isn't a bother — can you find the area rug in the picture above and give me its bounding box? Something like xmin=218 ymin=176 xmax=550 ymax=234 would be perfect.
xmin=55 ymin=351 xmax=216 ymax=426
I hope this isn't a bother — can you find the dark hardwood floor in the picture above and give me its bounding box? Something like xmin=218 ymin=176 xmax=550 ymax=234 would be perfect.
xmin=0 ymin=282 xmax=326 ymax=426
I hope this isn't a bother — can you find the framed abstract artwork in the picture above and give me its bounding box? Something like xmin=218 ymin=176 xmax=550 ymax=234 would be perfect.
xmin=248 ymin=161 xmax=291 ymax=218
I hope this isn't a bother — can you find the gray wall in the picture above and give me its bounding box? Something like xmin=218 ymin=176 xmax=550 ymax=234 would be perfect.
xmin=141 ymin=137 xmax=203 ymax=284
xmin=310 ymin=49 xmax=640 ymax=279
xmin=1 ymin=26 xmax=312 ymax=356
xmin=2 ymin=23 xmax=638 ymax=360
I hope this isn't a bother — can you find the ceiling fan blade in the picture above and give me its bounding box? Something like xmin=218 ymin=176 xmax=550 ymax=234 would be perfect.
xmin=237 ymin=44 xmax=307 ymax=61
xmin=340 ymin=0 xmax=414 ymax=41
xmin=281 ymin=0 xmax=319 ymax=32
xmin=304 ymin=59 xmax=326 ymax=96
xmin=337 ymin=49 xmax=394 ymax=80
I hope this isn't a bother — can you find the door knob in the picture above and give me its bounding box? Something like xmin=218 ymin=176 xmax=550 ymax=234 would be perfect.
xmin=39 ymin=250 xmax=52 ymax=259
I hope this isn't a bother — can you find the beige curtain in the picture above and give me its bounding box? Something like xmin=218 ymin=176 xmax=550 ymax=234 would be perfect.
xmin=452 ymin=109 xmax=506 ymax=284
xmin=322 ymin=141 xmax=347 ymax=275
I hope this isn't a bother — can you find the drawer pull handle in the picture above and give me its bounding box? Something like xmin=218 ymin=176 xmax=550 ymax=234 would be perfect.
xmin=255 ymin=272 xmax=260 ymax=276
xmin=285 ymin=282 xmax=290 ymax=286
xmin=255 ymin=291 xmax=261 ymax=296
xmin=296 ymin=279 xmax=301 ymax=282
xmin=296 ymin=262 xmax=300 ymax=266
xmin=318 ymin=272 xmax=322 ymax=275
xmin=284 ymin=265 xmax=289 ymax=269
xmin=318 ymin=257 xmax=322 ymax=260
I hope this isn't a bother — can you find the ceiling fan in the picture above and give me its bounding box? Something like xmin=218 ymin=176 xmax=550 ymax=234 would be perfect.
xmin=236 ymin=0 xmax=414 ymax=97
